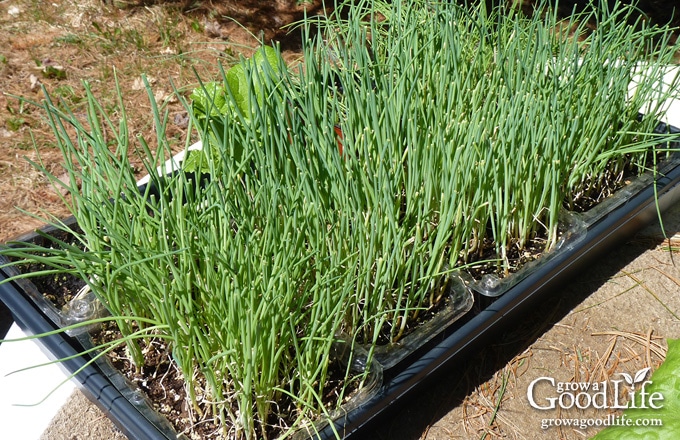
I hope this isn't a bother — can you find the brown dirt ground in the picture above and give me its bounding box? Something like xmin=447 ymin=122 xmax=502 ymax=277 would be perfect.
xmin=2 ymin=1 xmax=679 ymax=439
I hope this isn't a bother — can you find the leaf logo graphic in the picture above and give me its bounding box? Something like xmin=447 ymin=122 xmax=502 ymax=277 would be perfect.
xmin=619 ymin=372 xmax=634 ymax=386
xmin=634 ymin=367 xmax=651 ymax=384
xmin=619 ymin=367 xmax=651 ymax=389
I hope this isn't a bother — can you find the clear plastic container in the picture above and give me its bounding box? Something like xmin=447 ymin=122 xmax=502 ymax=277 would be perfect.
xmin=369 ymin=274 xmax=474 ymax=370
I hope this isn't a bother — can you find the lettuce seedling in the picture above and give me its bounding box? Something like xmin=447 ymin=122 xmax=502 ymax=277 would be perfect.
xmin=185 ymin=45 xmax=284 ymax=174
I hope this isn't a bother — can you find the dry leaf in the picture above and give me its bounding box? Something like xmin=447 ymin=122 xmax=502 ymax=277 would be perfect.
xmin=132 ymin=76 xmax=157 ymax=91
xmin=204 ymin=20 xmax=222 ymax=38
xmin=29 ymin=74 xmax=40 ymax=91
xmin=154 ymin=89 xmax=176 ymax=104
xmin=174 ymin=112 xmax=189 ymax=129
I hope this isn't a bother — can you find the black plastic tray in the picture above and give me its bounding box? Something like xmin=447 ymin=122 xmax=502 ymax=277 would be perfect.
xmin=0 ymin=268 xmax=176 ymax=439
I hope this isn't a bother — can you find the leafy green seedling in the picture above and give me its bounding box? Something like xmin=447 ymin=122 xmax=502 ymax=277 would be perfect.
xmin=224 ymin=45 xmax=282 ymax=117
xmin=6 ymin=116 xmax=25 ymax=131
xmin=185 ymin=45 xmax=285 ymax=173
